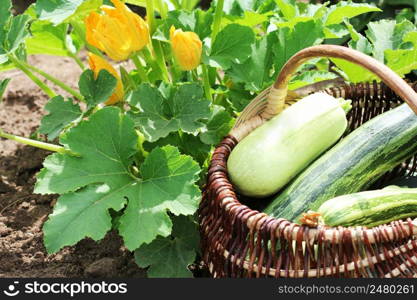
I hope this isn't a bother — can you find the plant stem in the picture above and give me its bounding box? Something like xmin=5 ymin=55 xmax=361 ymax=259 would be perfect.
xmin=155 ymin=0 xmax=167 ymax=19
xmin=8 ymin=55 xmax=56 ymax=98
xmin=145 ymin=0 xmax=170 ymax=83
xmin=215 ymin=70 xmax=223 ymax=84
xmin=85 ymin=43 xmax=106 ymax=59
xmin=131 ymin=53 xmax=149 ymax=83
xmin=146 ymin=0 xmax=156 ymax=35
xmin=68 ymin=52 xmax=86 ymax=70
xmin=192 ymin=69 xmax=198 ymax=81
xmin=0 ymin=129 xmax=71 ymax=155
xmin=214 ymin=93 xmax=225 ymax=106
xmin=152 ymin=41 xmax=170 ymax=82
xmin=211 ymin=0 xmax=224 ymax=41
xmin=208 ymin=0 xmax=224 ymax=97
xmin=170 ymin=64 xmax=181 ymax=83
xmin=23 ymin=61 xmax=84 ymax=100
xmin=141 ymin=48 xmax=166 ymax=82
xmin=170 ymin=0 xmax=181 ymax=10
xmin=201 ymin=65 xmax=213 ymax=102
xmin=63 ymin=23 xmax=85 ymax=71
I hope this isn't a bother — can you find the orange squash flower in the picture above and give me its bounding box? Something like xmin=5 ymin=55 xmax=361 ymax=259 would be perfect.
xmin=170 ymin=26 xmax=202 ymax=71
xmin=85 ymin=0 xmax=149 ymax=61
xmin=87 ymin=53 xmax=124 ymax=105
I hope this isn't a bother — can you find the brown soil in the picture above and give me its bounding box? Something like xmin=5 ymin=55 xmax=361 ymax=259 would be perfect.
xmin=0 ymin=55 xmax=146 ymax=278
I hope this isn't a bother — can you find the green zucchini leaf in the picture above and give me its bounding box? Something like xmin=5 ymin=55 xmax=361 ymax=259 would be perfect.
xmin=78 ymin=69 xmax=117 ymax=107
xmin=0 ymin=78 xmax=11 ymax=101
xmin=36 ymin=107 xmax=201 ymax=253
xmin=134 ymin=215 xmax=199 ymax=278
xmin=39 ymin=96 xmax=82 ymax=141
xmin=204 ymin=24 xmax=255 ymax=69
xmin=129 ymin=83 xmax=210 ymax=142
xmin=35 ymin=0 xmax=102 ymax=25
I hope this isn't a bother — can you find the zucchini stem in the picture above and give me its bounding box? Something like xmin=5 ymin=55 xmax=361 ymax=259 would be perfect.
xmin=8 ymin=55 xmax=56 ymax=98
xmin=201 ymin=65 xmax=213 ymax=102
xmin=0 ymin=129 xmax=76 ymax=156
xmin=145 ymin=0 xmax=156 ymax=35
xmin=22 ymin=61 xmax=84 ymax=101
xmin=211 ymin=0 xmax=224 ymax=41
xmin=131 ymin=53 xmax=150 ymax=83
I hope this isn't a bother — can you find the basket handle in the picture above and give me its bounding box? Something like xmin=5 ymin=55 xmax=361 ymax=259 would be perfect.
xmin=262 ymin=45 xmax=417 ymax=119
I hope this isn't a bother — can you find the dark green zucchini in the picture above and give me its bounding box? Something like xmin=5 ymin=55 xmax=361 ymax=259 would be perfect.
xmin=316 ymin=187 xmax=417 ymax=227
xmin=263 ymin=103 xmax=417 ymax=222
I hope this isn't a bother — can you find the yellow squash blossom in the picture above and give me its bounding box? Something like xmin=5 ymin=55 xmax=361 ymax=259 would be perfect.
xmin=85 ymin=0 xmax=149 ymax=61
xmin=170 ymin=26 xmax=202 ymax=71
xmin=87 ymin=53 xmax=124 ymax=105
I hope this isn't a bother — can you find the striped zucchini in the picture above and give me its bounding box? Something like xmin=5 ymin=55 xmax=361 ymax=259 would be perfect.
xmin=317 ymin=187 xmax=417 ymax=227
xmin=264 ymin=103 xmax=417 ymax=222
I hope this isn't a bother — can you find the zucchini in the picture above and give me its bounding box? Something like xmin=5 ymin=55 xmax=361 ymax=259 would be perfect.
xmin=316 ymin=187 xmax=417 ymax=227
xmin=264 ymin=103 xmax=417 ymax=222
xmin=227 ymin=92 xmax=351 ymax=198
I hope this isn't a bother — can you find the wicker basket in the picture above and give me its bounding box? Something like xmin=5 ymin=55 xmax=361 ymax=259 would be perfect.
xmin=199 ymin=45 xmax=417 ymax=278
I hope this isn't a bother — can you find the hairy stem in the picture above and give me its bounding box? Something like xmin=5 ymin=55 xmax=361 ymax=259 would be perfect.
xmin=201 ymin=65 xmax=213 ymax=102
xmin=146 ymin=0 xmax=156 ymax=35
xmin=155 ymin=0 xmax=168 ymax=19
xmin=131 ymin=53 xmax=150 ymax=83
xmin=68 ymin=52 xmax=86 ymax=70
xmin=22 ymin=61 xmax=84 ymax=100
xmin=211 ymin=0 xmax=224 ymax=41
xmin=153 ymin=41 xmax=170 ymax=82
xmin=0 ymin=129 xmax=73 ymax=155
xmin=8 ymin=55 xmax=56 ymax=98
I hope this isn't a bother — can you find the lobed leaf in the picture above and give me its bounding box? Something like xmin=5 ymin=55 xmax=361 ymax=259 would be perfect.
xmin=35 ymin=0 xmax=102 ymax=25
xmin=153 ymin=9 xmax=213 ymax=42
xmin=35 ymin=107 xmax=137 ymax=195
xmin=324 ymin=1 xmax=381 ymax=26
xmin=386 ymin=31 xmax=417 ymax=77
xmin=221 ymin=11 xmax=272 ymax=29
xmin=333 ymin=19 xmax=417 ymax=82
xmin=205 ymin=24 xmax=255 ymax=69
xmin=134 ymin=215 xmax=199 ymax=278
xmin=227 ymin=33 xmax=275 ymax=91
xmin=4 ymin=15 xmax=31 ymax=53
xmin=39 ymin=96 xmax=82 ymax=141
xmin=366 ymin=19 xmax=415 ymax=62
xmin=0 ymin=0 xmax=11 ymax=45
xmin=275 ymin=0 xmax=296 ymax=20
xmin=130 ymin=83 xmax=210 ymax=142
xmin=272 ymin=19 xmax=324 ymax=74
xmin=0 ymin=78 xmax=10 ymax=101
xmin=143 ymin=132 xmax=211 ymax=166
xmin=118 ymin=145 xmax=200 ymax=249
xmin=288 ymin=71 xmax=338 ymax=90
xmin=25 ymin=20 xmax=70 ymax=56
xmin=199 ymin=105 xmax=234 ymax=146
xmin=43 ymin=183 xmax=127 ymax=253
xmin=78 ymin=69 xmax=117 ymax=107
xmin=36 ymin=108 xmax=201 ymax=253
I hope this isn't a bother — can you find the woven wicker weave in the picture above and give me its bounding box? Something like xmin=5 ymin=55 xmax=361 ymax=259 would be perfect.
xmin=199 ymin=45 xmax=417 ymax=278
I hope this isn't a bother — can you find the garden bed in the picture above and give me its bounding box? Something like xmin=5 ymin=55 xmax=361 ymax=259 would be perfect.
xmin=0 ymin=55 xmax=145 ymax=278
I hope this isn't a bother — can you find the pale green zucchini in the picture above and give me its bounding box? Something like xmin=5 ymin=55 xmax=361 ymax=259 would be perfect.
xmin=227 ymin=92 xmax=351 ymax=198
